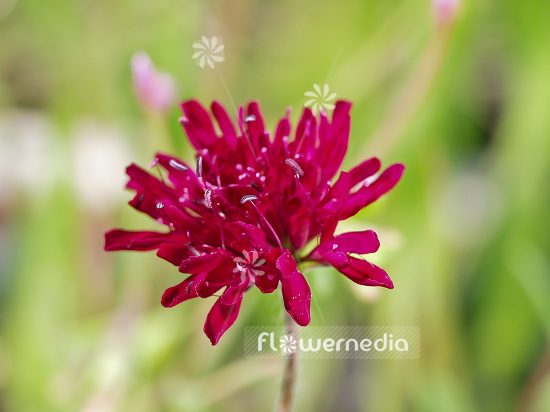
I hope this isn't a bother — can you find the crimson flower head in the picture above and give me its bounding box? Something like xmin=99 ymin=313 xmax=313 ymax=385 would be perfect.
xmin=105 ymin=100 xmax=404 ymax=345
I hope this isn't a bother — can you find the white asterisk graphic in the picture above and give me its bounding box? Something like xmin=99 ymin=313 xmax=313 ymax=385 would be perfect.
xmin=192 ymin=36 xmax=225 ymax=69
xmin=304 ymin=84 xmax=337 ymax=115
xmin=233 ymin=250 xmax=265 ymax=283
xmin=280 ymin=335 xmax=297 ymax=354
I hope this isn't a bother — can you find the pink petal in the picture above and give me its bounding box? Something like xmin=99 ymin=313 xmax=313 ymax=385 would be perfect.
xmin=330 ymin=230 xmax=380 ymax=255
xmin=293 ymin=108 xmax=317 ymax=159
xmin=348 ymin=157 xmax=381 ymax=187
xmin=204 ymin=289 xmax=243 ymax=345
xmin=211 ymin=101 xmax=238 ymax=150
xmin=244 ymin=102 xmax=265 ymax=150
xmin=255 ymin=272 xmax=279 ymax=293
xmin=104 ymin=229 xmax=167 ymax=251
xmin=289 ymin=207 xmax=310 ymax=250
xmin=179 ymin=252 xmax=224 ymax=275
xmin=126 ymin=163 xmax=169 ymax=197
xmin=339 ymin=163 xmax=405 ymax=220
xmin=275 ymin=250 xmax=298 ymax=278
xmin=154 ymin=153 xmax=202 ymax=195
xmin=156 ymin=243 xmax=192 ymax=266
xmin=338 ymin=257 xmax=394 ymax=289
xmin=161 ymin=274 xmax=200 ymax=307
xmin=281 ymin=272 xmax=311 ymax=326
xmin=225 ymin=221 xmax=270 ymax=251
xmin=311 ymin=230 xmax=380 ymax=268
xmin=321 ymin=217 xmax=338 ymax=242
xmin=180 ymin=100 xmax=218 ymax=150
xmin=318 ymin=100 xmax=352 ymax=180
xmin=204 ymin=264 xmax=240 ymax=289
xmin=276 ymin=251 xmax=311 ymax=326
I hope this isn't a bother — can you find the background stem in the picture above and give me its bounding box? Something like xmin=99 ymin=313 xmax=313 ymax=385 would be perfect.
xmin=276 ymin=313 xmax=299 ymax=412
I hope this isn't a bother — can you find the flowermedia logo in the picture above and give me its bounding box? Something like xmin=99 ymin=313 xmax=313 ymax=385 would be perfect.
xmin=192 ymin=36 xmax=225 ymax=69
xmin=245 ymin=326 xmax=420 ymax=359
xmin=304 ymin=84 xmax=337 ymax=115
xmin=279 ymin=334 xmax=298 ymax=354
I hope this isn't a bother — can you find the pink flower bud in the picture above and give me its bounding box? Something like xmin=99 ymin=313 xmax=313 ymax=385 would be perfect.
xmin=131 ymin=52 xmax=176 ymax=112
xmin=432 ymin=0 xmax=460 ymax=26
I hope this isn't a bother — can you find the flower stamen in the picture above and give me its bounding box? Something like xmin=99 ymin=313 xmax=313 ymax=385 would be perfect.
xmin=285 ymin=158 xmax=304 ymax=177
xmin=205 ymin=188 xmax=226 ymax=248
xmin=169 ymin=159 xmax=189 ymax=171
xmin=285 ymin=158 xmax=311 ymax=203
xmin=240 ymin=194 xmax=258 ymax=204
xmin=156 ymin=202 xmax=176 ymax=228
xmin=204 ymin=188 xmax=213 ymax=209
xmin=196 ymin=155 xmax=203 ymax=177
xmin=241 ymin=194 xmax=284 ymax=250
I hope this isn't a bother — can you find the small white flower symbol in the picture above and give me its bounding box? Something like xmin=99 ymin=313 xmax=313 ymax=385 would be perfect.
xmin=280 ymin=335 xmax=297 ymax=354
xmin=233 ymin=250 xmax=265 ymax=282
xmin=304 ymin=84 xmax=337 ymax=115
xmin=192 ymin=36 xmax=225 ymax=69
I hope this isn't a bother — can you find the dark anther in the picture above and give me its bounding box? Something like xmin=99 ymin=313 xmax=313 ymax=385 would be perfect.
xmin=251 ymin=181 xmax=262 ymax=192
xmin=136 ymin=193 xmax=145 ymax=207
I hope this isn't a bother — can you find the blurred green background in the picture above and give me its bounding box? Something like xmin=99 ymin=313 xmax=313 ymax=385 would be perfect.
xmin=1 ymin=0 xmax=550 ymax=411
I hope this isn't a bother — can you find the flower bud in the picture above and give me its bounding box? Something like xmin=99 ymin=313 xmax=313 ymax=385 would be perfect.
xmin=432 ymin=0 xmax=460 ymax=26
xmin=131 ymin=52 xmax=176 ymax=113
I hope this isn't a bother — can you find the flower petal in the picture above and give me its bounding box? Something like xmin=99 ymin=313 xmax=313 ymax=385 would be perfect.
xmin=276 ymin=250 xmax=311 ymax=326
xmin=179 ymin=252 xmax=225 ymax=275
xmin=337 ymin=257 xmax=394 ymax=289
xmin=226 ymin=221 xmax=270 ymax=251
xmin=204 ymin=289 xmax=243 ymax=345
xmin=161 ymin=274 xmax=200 ymax=307
xmin=339 ymin=163 xmax=405 ymax=220
xmin=281 ymin=272 xmax=311 ymax=326
xmin=157 ymin=243 xmax=192 ymax=266
xmin=245 ymin=101 xmax=266 ymax=150
xmin=289 ymin=206 xmax=310 ymax=250
xmin=276 ymin=250 xmax=298 ymax=279
xmin=255 ymin=272 xmax=279 ymax=293
xmin=180 ymin=100 xmax=218 ymax=150
xmin=330 ymin=230 xmax=380 ymax=255
xmin=104 ymin=229 xmax=167 ymax=251
xmin=293 ymin=107 xmax=317 ymax=159
xmin=317 ymin=100 xmax=352 ymax=180
xmin=211 ymin=101 xmax=238 ymax=149
xmin=348 ymin=157 xmax=381 ymax=187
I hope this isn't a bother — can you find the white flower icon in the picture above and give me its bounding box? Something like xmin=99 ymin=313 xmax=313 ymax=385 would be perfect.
xmin=192 ymin=36 xmax=225 ymax=69
xmin=304 ymin=84 xmax=337 ymax=115
xmin=280 ymin=335 xmax=297 ymax=354
xmin=233 ymin=250 xmax=265 ymax=282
